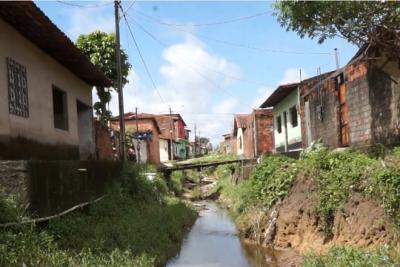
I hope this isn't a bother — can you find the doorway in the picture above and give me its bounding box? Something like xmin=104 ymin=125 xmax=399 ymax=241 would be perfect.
xmin=337 ymin=74 xmax=349 ymax=146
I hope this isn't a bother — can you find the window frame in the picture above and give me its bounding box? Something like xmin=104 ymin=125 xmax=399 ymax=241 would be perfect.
xmin=7 ymin=57 xmax=29 ymax=117
xmin=290 ymin=105 xmax=298 ymax=128
xmin=276 ymin=115 xmax=282 ymax=133
xmin=52 ymin=86 xmax=69 ymax=131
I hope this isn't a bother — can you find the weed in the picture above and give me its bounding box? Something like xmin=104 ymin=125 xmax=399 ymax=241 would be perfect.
xmin=301 ymin=246 xmax=399 ymax=267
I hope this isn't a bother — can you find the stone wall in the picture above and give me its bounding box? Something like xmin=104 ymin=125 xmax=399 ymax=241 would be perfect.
xmin=0 ymin=160 xmax=122 ymax=216
xmin=0 ymin=161 xmax=28 ymax=204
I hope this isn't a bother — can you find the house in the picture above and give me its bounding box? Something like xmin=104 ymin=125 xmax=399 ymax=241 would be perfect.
xmin=222 ymin=133 xmax=236 ymax=155
xmin=252 ymin=108 xmax=274 ymax=156
xmin=233 ymin=109 xmax=273 ymax=158
xmin=110 ymin=113 xmax=162 ymax=165
xmin=299 ymin=44 xmax=400 ymax=148
xmin=260 ymin=83 xmax=302 ymax=153
xmin=234 ymin=114 xmax=254 ymax=158
xmin=0 ymin=2 xmax=110 ymax=160
xmin=161 ymin=113 xmax=190 ymax=160
xmin=156 ymin=114 xmax=190 ymax=161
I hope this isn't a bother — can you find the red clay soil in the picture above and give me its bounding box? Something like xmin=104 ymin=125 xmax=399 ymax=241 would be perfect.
xmin=240 ymin=173 xmax=399 ymax=266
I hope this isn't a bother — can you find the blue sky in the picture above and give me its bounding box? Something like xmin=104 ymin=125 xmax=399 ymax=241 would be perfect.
xmin=36 ymin=1 xmax=358 ymax=144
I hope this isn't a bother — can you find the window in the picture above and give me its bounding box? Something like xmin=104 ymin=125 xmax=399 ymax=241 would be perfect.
xmin=276 ymin=115 xmax=282 ymax=133
xmin=7 ymin=57 xmax=29 ymax=117
xmin=290 ymin=106 xmax=298 ymax=127
xmin=52 ymin=86 xmax=68 ymax=130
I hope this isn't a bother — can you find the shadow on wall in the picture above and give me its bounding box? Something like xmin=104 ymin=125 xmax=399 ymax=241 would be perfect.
xmin=26 ymin=160 xmax=123 ymax=216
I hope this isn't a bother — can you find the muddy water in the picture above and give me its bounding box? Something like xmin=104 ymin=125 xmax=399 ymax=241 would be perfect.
xmin=166 ymin=201 xmax=276 ymax=267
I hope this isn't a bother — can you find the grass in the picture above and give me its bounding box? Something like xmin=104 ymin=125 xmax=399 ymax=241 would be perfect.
xmin=0 ymin=164 xmax=197 ymax=267
xmin=301 ymin=246 xmax=399 ymax=267
xmin=214 ymin=146 xmax=400 ymax=265
xmin=182 ymin=153 xmax=236 ymax=165
xmin=215 ymin=154 xmax=296 ymax=216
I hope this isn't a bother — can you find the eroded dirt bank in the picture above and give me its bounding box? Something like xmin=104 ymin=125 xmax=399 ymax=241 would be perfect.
xmin=237 ymin=173 xmax=399 ymax=265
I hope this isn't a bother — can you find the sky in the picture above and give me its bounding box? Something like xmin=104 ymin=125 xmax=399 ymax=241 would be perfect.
xmin=35 ymin=1 xmax=358 ymax=145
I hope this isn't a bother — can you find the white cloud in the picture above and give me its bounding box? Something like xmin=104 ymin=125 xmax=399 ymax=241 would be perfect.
xmin=250 ymin=68 xmax=308 ymax=110
xmin=251 ymin=86 xmax=274 ymax=108
xmin=106 ymin=36 xmax=241 ymax=145
xmin=279 ymin=68 xmax=307 ymax=85
xmin=67 ymin=7 xmax=114 ymax=40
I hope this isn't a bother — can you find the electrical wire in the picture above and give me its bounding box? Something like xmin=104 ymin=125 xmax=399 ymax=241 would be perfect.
xmin=131 ymin=17 xmax=279 ymax=88
xmin=125 ymin=15 xmax=257 ymax=109
xmin=135 ymin=10 xmax=270 ymax=27
xmin=134 ymin=10 xmax=334 ymax=56
xmin=55 ymin=0 xmax=113 ymax=8
xmin=120 ymin=10 xmax=168 ymax=109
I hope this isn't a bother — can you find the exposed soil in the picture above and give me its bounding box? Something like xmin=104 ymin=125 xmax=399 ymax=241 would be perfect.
xmin=238 ymin=173 xmax=399 ymax=266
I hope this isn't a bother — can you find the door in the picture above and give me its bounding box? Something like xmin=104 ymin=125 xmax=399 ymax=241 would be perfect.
xmin=338 ymin=82 xmax=349 ymax=146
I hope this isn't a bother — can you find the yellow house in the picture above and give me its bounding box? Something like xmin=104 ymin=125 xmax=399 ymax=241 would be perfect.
xmin=0 ymin=2 xmax=111 ymax=160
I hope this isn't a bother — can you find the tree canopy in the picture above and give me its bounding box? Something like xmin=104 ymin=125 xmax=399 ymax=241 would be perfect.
xmin=273 ymin=1 xmax=400 ymax=58
xmin=76 ymin=31 xmax=131 ymax=123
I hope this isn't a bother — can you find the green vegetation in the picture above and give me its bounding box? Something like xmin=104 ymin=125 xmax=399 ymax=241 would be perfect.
xmin=215 ymin=155 xmax=296 ymax=215
xmin=184 ymin=153 xmax=236 ymax=165
xmin=0 ymin=164 xmax=197 ymax=267
xmin=214 ymin=147 xmax=400 ymax=265
xmin=301 ymin=246 xmax=399 ymax=267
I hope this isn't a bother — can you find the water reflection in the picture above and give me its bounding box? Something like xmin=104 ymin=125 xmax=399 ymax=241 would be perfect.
xmin=166 ymin=201 xmax=276 ymax=267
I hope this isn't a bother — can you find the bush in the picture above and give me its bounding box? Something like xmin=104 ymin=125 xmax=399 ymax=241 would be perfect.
xmin=0 ymin=163 xmax=197 ymax=266
xmin=170 ymin=171 xmax=184 ymax=196
xmin=301 ymin=246 xmax=398 ymax=267
xmin=215 ymin=155 xmax=296 ymax=215
xmin=302 ymin=150 xmax=377 ymax=233
xmin=0 ymin=190 xmax=20 ymax=224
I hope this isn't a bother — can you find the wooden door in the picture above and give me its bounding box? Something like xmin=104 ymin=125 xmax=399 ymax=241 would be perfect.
xmin=338 ymin=83 xmax=349 ymax=146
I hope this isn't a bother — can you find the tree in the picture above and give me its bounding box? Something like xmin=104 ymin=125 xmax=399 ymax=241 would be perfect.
xmin=76 ymin=31 xmax=131 ymax=123
xmin=273 ymin=2 xmax=400 ymax=58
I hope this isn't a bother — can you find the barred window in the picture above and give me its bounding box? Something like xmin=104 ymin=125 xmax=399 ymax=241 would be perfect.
xmin=7 ymin=58 xmax=29 ymax=117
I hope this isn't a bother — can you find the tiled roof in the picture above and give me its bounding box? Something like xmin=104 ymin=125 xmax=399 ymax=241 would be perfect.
xmin=0 ymin=2 xmax=111 ymax=87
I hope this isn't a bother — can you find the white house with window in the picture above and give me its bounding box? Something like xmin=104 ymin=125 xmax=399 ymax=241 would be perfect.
xmin=0 ymin=2 xmax=110 ymax=160
xmin=260 ymin=83 xmax=302 ymax=153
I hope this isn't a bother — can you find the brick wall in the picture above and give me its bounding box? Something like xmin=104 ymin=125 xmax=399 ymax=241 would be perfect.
xmin=301 ymin=77 xmax=340 ymax=148
xmin=345 ymin=62 xmax=372 ymax=146
xmin=367 ymin=66 xmax=400 ymax=145
xmin=94 ymin=120 xmax=114 ymax=160
xmin=254 ymin=109 xmax=274 ymax=155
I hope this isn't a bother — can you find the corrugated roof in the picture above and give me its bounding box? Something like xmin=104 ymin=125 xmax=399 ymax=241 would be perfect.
xmin=0 ymin=2 xmax=111 ymax=87
xmin=259 ymin=82 xmax=299 ymax=108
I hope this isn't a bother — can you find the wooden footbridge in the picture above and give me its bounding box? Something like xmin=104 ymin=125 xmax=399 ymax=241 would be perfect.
xmin=158 ymin=159 xmax=255 ymax=181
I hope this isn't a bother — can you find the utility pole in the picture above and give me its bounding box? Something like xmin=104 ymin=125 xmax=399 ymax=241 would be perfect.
xmin=135 ymin=107 xmax=140 ymax=163
xmin=334 ymin=48 xmax=340 ymax=69
xmin=169 ymin=106 xmax=174 ymax=161
xmin=114 ymin=0 xmax=125 ymax=160
xmin=194 ymin=123 xmax=196 ymax=157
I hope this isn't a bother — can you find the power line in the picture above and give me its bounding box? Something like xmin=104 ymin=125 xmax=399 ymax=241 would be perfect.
xmin=134 ymin=10 xmax=334 ymax=56
xmin=122 ymin=0 xmax=137 ymax=16
xmin=135 ymin=10 xmax=270 ymax=27
xmin=55 ymin=0 xmax=113 ymax=8
xmin=132 ymin=17 xmax=278 ymax=88
xmin=126 ymin=16 xmax=255 ymax=109
xmin=120 ymin=10 xmax=168 ymax=109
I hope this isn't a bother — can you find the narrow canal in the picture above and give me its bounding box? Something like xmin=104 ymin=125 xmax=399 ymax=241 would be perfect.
xmin=166 ymin=201 xmax=277 ymax=267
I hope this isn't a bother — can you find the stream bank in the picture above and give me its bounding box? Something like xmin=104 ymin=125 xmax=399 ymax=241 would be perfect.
xmin=212 ymin=149 xmax=400 ymax=266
